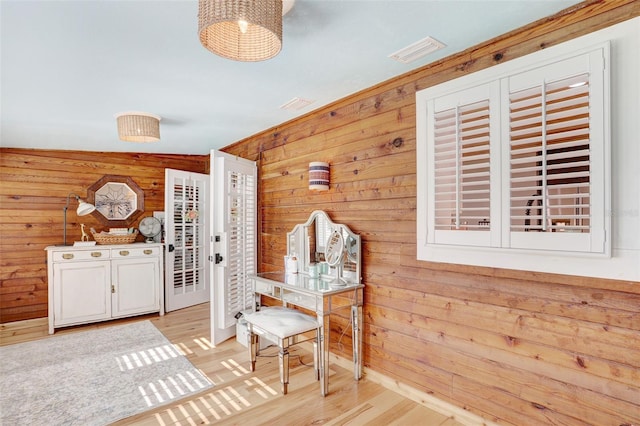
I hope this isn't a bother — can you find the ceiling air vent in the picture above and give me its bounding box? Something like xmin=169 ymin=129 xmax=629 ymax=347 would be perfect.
xmin=280 ymin=97 xmax=315 ymax=111
xmin=389 ymin=36 xmax=446 ymax=64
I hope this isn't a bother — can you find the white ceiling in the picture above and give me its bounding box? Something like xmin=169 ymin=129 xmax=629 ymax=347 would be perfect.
xmin=1 ymin=0 xmax=579 ymax=155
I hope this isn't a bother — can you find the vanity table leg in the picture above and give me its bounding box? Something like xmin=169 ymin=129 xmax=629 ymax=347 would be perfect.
xmin=319 ymin=313 xmax=330 ymax=396
xmin=352 ymin=304 xmax=362 ymax=380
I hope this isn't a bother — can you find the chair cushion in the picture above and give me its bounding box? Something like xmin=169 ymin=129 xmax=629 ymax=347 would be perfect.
xmin=244 ymin=307 xmax=318 ymax=339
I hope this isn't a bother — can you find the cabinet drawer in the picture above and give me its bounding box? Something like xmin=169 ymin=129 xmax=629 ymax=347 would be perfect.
xmin=52 ymin=249 xmax=110 ymax=262
xmin=111 ymin=246 xmax=160 ymax=258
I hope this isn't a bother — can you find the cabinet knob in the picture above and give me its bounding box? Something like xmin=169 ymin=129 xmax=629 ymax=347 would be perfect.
xmin=119 ymin=250 xmax=130 ymax=256
xmin=62 ymin=253 xmax=74 ymax=260
xmin=91 ymin=252 xmax=102 ymax=258
xmin=143 ymin=249 xmax=153 ymax=255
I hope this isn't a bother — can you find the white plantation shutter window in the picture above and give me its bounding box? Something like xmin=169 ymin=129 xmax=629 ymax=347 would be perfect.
xmin=509 ymin=74 xmax=590 ymax=233
xmin=434 ymin=100 xmax=491 ymax=231
xmin=417 ymin=40 xmax=610 ymax=268
xmin=426 ymin=82 xmax=499 ymax=247
xmin=223 ymin=170 xmax=256 ymax=327
xmin=506 ymin=49 xmax=607 ymax=253
xmin=170 ymin=177 xmax=206 ymax=297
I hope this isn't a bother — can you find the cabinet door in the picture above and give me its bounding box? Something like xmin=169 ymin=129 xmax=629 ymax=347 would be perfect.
xmin=111 ymin=257 xmax=160 ymax=317
xmin=53 ymin=261 xmax=111 ymax=326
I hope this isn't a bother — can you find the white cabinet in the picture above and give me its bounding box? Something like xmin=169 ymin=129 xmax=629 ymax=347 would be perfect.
xmin=111 ymin=246 xmax=161 ymax=317
xmin=53 ymin=259 xmax=111 ymax=326
xmin=46 ymin=243 xmax=164 ymax=334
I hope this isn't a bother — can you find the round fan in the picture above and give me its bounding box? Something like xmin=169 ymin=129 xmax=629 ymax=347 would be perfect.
xmin=138 ymin=216 xmax=162 ymax=243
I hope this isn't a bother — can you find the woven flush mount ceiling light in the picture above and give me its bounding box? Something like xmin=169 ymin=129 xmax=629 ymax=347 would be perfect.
xmin=198 ymin=0 xmax=283 ymax=62
xmin=114 ymin=112 xmax=161 ymax=143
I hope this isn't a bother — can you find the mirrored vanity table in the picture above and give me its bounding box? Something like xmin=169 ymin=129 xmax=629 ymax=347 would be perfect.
xmin=250 ymin=210 xmax=363 ymax=396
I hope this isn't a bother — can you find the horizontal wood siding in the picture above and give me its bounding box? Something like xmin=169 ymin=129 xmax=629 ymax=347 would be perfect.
xmin=0 ymin=148 xmax=208 ymax=323
xmin=223 ymin=2 xmax=640 ymax=425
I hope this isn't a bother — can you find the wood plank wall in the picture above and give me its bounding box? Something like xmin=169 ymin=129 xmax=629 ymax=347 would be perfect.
xmin=0 ymin=149 xmax=208 ymax=323
xmin=222 ymin=2 xmax=640 ymax=425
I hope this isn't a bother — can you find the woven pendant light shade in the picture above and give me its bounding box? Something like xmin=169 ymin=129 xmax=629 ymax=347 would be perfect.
xmin=115 ymin=112 xmax=161 ymax=143
xmin=198 ymin=0 xmax=283 ymax=62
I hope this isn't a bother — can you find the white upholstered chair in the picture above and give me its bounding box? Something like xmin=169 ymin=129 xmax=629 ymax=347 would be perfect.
xmin=243 ymin=306 xmax=320 ymax=395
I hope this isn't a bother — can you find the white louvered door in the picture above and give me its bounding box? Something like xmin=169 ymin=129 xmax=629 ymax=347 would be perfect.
xmin=164 ymin=169 xmax=210 ymax=312
xmin=210 ymin=150 xmax=257 ymax=346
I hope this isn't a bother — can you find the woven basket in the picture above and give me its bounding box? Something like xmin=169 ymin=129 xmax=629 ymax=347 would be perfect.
xmin=91 ymin=229 xmax=138 ymax=245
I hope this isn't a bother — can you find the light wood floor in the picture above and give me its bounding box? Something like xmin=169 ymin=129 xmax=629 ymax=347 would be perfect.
xmin=1 ymin=303 xmax=463 ymax=426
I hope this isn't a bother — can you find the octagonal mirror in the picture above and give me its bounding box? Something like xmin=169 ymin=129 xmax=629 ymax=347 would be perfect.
xmin=87 ymin=175 xmax=144 ymax=227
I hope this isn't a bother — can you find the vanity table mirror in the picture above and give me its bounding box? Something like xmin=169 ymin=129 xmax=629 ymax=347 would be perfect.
xmin=286 ymin=210 xmax=361 ymax=284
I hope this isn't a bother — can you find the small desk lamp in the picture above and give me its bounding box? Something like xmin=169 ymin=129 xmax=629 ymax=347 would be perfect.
xmin=63 ymin=193 xmax=96 ymax=246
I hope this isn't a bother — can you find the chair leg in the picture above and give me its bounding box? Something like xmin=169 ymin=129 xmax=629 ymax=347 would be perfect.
xmin=249 ymin=333 xmax=259 ymax=372
xmin=279 ymin=338 xmax=290 ymax=394
xmin=313 ymin=335 xmax=319 ymax=381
